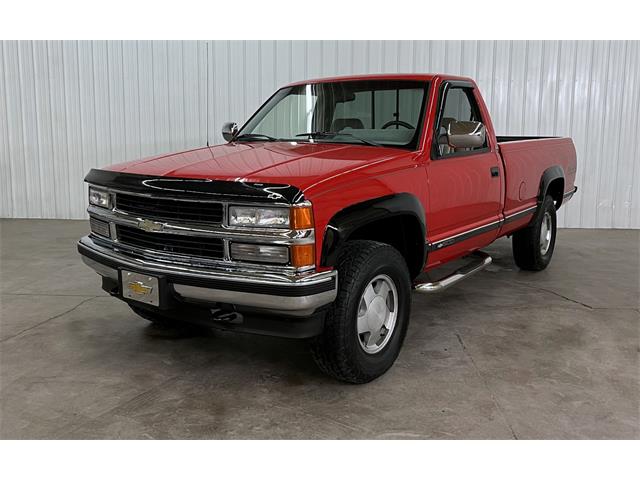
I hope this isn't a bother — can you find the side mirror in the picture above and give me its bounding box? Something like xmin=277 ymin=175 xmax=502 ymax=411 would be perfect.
xmin=447 ymin=120 xmax=486 ymax=149
xmin=222 ymin=122 xmax=239 ymax=142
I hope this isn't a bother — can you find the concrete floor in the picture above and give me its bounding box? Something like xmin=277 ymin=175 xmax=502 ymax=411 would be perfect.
xmin=0 ymin=219 xmax=638 ymax=439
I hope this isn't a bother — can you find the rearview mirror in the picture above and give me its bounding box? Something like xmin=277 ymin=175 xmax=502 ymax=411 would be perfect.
xmin=447 ymin=120 xmax=486 ymax=149
xmin=222 ymin=122 xmax=239 ymax=142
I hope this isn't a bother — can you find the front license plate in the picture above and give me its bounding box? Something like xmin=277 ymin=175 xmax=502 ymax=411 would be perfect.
xmin=122 ymin=270 xmax=160 ymax=306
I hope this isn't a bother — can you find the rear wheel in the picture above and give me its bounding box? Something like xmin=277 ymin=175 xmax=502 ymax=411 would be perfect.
xmin=311 ymin=240 xmax=411 ymax=384
xmin=512 ymin=195 xmax=557 ymax=271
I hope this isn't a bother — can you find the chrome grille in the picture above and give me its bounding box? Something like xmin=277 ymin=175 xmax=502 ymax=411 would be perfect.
xmin=117 ymin=225 xmax=224 ymax=260
xmin=115 ymin=193 xmax=224 ymax=225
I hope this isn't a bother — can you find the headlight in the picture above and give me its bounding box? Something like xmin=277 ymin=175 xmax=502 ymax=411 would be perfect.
xmin=228 ymin=206 xmax=290 ymax=228
xmin=89 ymin=187 xmax=111 ymax=209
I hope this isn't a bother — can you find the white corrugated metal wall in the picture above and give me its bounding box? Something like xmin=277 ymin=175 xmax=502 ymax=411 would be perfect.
xmin=1 ymin=40 xmax=638 ymax=228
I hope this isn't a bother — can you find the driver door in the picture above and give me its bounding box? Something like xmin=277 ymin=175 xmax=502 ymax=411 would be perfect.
xmin=426 ymin=82 xmax=503 ymax=263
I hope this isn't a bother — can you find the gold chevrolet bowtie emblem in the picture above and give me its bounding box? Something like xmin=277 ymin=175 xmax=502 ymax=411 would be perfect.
xmin=127 ymin=281 xmax=153 ymax=295
xmin=138 ymin=219 xmax=163 ymax=232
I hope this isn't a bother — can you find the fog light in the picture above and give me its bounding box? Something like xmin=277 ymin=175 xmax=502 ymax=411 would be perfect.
xmin=89 ymin=217 xmax=110 ymax=238
xmin=230 ymin=243 xmax=289 ymax=264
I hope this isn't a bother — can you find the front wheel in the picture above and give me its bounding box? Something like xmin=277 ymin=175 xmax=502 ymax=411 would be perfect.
xmin=311 ymin=240 xmax=411 ymax=384
xmin=512 ymin=195 xmax=557 ymax=271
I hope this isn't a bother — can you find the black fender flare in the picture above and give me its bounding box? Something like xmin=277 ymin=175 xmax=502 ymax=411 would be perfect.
xmin=539 ymin=165 xmax=565 ymax=208
xmin=320 ymin=193 xmax=427 ymax=270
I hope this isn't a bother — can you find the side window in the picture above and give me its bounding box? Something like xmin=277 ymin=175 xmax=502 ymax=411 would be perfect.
xmin=437 ymin=86 xmax=486 ymax=156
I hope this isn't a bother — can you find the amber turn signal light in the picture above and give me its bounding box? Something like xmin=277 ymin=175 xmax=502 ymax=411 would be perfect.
xmin=291 ymin=206 xmax=314 ymax=230
xmin=290 ymin=244 xmax=315 ymax=268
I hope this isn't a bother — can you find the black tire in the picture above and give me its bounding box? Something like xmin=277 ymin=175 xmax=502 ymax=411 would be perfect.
xmin=512 ymin=195 xmax=557 ymax=271
xmin=311 ymin=240 xmax=411 ymax=384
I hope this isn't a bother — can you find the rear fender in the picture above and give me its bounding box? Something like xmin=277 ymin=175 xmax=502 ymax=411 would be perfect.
xmin=539 ymin=165 xmax=565 ymax=208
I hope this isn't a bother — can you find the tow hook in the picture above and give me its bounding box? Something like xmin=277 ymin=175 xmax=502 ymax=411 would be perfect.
xmin=210 ymin=308 xmax=243 ymax=324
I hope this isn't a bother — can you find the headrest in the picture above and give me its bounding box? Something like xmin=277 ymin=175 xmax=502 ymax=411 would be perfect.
xmin=331 ymin=118 xmax=365 ymax=131
xmin=441 ymin=117 xmax=456 ymax=129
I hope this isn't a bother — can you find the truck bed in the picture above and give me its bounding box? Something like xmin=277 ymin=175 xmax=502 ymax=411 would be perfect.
xmin=496 ymin=136 xmax=557 ymax=142
xmin=497 ymin=136 xmax=577 ymax=221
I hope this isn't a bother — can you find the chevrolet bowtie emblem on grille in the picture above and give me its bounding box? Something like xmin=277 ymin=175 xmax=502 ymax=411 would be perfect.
xmin=138 ymin=219 xmax=164 ymax=232
xmin=127 ymin=281 xmax=154 ymax=296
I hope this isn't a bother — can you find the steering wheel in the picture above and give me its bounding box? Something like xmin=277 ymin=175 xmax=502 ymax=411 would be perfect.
xmin=381 ymin=120 xmax=415 ymax=130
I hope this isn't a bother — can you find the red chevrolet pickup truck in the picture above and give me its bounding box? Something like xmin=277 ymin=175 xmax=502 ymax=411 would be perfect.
xmin=78 ymin=74 xmax=577 ymax=383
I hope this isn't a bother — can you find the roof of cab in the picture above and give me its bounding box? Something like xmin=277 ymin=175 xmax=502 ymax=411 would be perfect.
xmin=285 ymin=73 xmax=474 ymax=87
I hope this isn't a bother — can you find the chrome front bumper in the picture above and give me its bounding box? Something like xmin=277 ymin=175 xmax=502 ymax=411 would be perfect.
xmin=78 ymin=235 xmax=337 ymax=317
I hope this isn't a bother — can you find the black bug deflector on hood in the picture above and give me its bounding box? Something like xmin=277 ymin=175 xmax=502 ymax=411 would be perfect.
xmin=84 ymin=169 xmax=306 ymax=204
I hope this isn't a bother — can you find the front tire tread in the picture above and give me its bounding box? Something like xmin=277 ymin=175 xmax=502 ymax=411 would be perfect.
xmin=311 ymin=240 xmax=411 ymax=384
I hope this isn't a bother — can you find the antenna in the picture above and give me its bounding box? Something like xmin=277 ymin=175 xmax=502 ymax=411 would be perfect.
xmin=206 ymin=41 xmax=210 ymax=147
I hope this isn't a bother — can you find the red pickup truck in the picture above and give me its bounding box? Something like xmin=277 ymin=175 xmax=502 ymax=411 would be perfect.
xmin=78 ymin=74 xmax=577 ymax=383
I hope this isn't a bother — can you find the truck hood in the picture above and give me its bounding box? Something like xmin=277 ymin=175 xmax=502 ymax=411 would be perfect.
xmin=106 ymin=142 xmax=409 ymax=193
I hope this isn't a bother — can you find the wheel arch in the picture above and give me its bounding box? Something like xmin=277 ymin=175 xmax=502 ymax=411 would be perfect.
xmin=539 ymin=165 xmax=565 ymax=209
xmin=320 ymin=193 xmax=427 ymax=279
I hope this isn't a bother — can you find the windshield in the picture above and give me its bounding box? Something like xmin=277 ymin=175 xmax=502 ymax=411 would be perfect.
xmin=238 ymin=80 xmax=429 ymax=149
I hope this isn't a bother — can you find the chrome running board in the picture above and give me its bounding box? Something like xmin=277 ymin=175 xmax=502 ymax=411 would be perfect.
xmin=413 ymin=251 xmax=492 ymax=294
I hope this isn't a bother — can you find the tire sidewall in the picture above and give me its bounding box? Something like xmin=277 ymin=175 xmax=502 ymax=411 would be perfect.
xmin=534 ymin=196 xmax=557 ymax=265
xmin=343 ymin=246 xmax=411 ymax=377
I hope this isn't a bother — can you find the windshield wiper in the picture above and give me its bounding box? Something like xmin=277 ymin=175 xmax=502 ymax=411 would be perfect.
xmin=295 ymin=131 xmax=381 ymax=147
xmin=234 ymin=133 xmax=279 ymax=142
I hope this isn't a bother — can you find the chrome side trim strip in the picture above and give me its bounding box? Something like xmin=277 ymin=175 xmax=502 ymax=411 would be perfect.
xmin=427 ymin=219 xmax=502 ymax=252
xmin=504 ymin=205 xmax=537 ymax=223
xmin=423 ymin=189 xmax=576 ymax=254
xmin=563 ymin=186 xmax=578 ymax=201
xmin=426 ymin=204 xmax=539 ymax=252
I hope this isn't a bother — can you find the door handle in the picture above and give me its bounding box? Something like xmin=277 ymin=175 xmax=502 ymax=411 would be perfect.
xmin=490 ymin=166 xmax=500 ymax=177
